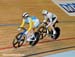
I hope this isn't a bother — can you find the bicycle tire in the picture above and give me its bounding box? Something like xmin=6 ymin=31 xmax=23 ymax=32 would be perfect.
xmin=13 ymin=33 xmax=25 ymax=48
xmin=38 ymin=26 xmax=47 ymax=39
xmin=51 ymin=27 xmax=60 ymax=40
xmin=29 ymin=32 xmax=40 ymax=46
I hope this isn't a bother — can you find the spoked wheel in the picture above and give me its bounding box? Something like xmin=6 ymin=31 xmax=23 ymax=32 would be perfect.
xmin=38 ymin=26 xmax=47 ymax=39
xmin=13 ymin=33 xmax=25 ymax=48
xmin=51 ymin=27 xmax=60 ymax=40
xmin=29 ymin=32 xmax=40 ymax=46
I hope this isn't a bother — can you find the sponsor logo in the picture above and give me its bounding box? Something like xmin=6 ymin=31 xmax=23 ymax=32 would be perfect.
xmin=59 ymin=3 xmax=75 ymax=13
xmin=52 ymin=0 xmax=75 ymax=16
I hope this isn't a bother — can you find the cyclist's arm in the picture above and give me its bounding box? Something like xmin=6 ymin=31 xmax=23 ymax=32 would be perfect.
xmin=20 ymin=19 xmax=25 ymax=28
xmin=43 ymin=16 xmax=47 ymax=22
xmin=27 ymin=18 xmax=33 ymax=33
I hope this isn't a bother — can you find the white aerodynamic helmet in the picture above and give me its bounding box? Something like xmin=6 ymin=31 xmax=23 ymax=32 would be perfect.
xmin=42 ymin=10 xmax=48 ymax=15
xmin=22 ymin=12 xmax=29 ymax=18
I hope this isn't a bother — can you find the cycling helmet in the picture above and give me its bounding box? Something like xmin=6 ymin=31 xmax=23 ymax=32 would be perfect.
xmin=42 ymin=10 xmax=48 ymax=15
xmin=22 ymin=12 xmax=29 ymax=18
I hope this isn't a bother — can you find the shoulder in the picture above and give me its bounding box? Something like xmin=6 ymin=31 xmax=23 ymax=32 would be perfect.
xmin=47 ymin=11 xmax=52 ymax=15
xmin=31 ymin=16 xmax=37 ymax=19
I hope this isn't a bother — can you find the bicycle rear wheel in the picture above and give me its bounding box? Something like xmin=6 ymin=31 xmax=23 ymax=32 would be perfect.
xmin=51 ymin=27 xmax=60 ymax=40
xmin=29 ymin=32 xmax=40 ymax=46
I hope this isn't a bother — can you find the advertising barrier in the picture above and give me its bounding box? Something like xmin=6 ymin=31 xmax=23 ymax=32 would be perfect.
xmin=52 ymin=0 xmax=75 ymax=16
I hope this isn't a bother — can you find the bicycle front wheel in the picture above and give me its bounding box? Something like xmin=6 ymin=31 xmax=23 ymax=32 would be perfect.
xmin=13 ymin=33 xmax=26 ymax=48
xmin=38 ymin=26 xmax=47 ymax=39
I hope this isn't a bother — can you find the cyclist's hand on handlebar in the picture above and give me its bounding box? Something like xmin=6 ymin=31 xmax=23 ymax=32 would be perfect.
xmin=17 ymin=27 xmax=21 ymax=31
xmin=17 ymin=27 xmax=23 ymax=31
xmin=41 ymin=22 xmax=47 ymax=26
xmin=41 ymin=22 xmax=44 ymax=25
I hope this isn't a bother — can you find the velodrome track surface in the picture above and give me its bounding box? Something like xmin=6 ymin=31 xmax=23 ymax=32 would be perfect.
xmin=0 ymin=0 xmax=75 ymax=57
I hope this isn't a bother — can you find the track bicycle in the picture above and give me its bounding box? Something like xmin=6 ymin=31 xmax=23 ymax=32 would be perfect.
xmin=13 ymin=28 xmax=40 ymax=48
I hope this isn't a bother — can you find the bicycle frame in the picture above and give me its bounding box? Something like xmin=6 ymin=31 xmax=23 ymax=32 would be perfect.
xmin=17 ymin=29 xmax=27 ymax=42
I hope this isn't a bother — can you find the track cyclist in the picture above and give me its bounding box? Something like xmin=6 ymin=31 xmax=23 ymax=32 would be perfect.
xmin=18 ymin=12 xmax=40 ymax=41
xmin=42 ymin=10 xmax=58 ymax=37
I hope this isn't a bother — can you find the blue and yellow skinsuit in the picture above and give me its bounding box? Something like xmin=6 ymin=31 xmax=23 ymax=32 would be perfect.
xmin=20 ymin=16 xmax=40 ymax=33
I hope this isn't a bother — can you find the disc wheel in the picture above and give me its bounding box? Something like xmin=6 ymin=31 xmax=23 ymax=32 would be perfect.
xmin=29 ymin=32 xmax=40 ymax=46
xmin=51 ymin=27 xmax=60 ymax=40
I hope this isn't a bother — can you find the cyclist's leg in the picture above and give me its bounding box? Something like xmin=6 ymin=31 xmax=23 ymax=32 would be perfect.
xmin=52 ymin=16 xmax=57 ymax=34
xmin=27 ymin=29 xmax=36 ymax=41
xmin=32 ymin=19 xmax=40 ymax=38
xmin=47 ymin=21 xmax=56 ymax=35
xmin=51 ymin=24 xmax=56 ymax=35
xmin=27 ymin=19 xmax=40 ymax=41
xmin=34 ymin=19 xmax=40 ymax=28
